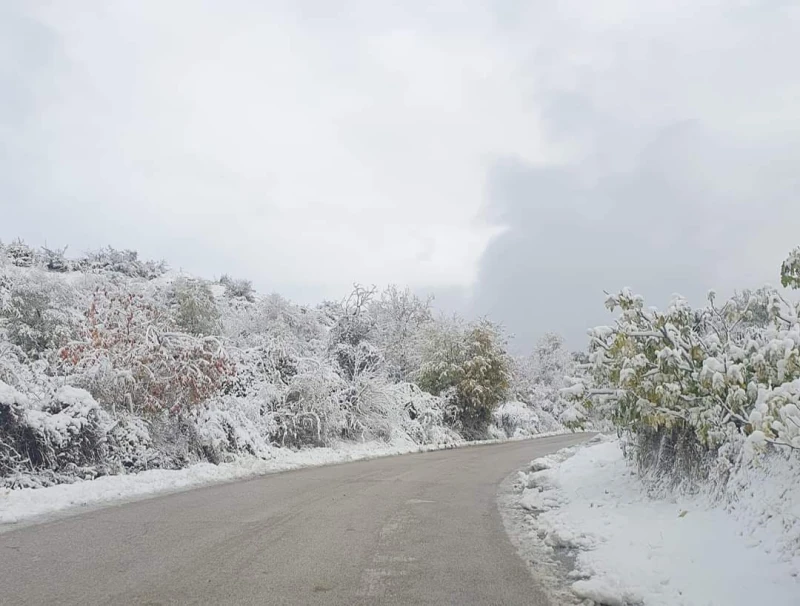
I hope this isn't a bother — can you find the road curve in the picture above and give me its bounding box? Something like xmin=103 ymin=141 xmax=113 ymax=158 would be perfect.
xmin=0 ymin=433 xmax=590 ymax=605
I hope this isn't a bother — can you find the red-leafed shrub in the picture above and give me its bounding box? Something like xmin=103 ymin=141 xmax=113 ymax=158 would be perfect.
xmin=60 ymin=288 xmax=234 ymax=415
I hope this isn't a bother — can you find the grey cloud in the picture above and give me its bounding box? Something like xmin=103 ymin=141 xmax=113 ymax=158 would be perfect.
xmin=472 ymin=121 xmax=800 ymax=351
xmin=467 ymin=0 xmax=800 ymax=352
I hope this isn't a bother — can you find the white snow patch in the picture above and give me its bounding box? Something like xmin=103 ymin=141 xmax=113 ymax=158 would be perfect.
xmin=510 ymin=438 xmax=800 ymax=606
xmin=0 ymin=431 xmax=571 ymax=529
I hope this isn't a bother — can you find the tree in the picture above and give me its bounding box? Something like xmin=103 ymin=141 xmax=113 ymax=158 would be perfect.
xmin=169 ymin=278 xmax=220 ymax=336
xmin=418 ymin=318 xmax=510 ymax=438
xmin=60 ymin=287 xmax=233 ymax=415
xmin=0 ymin=277 xmax=78 ymax=358
xmin=370 ymin=286 xmax=433 ymax=381
xmin=219 ymin=274 xmax=255 ymax=302
xmin=781 ymin=247 xmax=800 ymax=289
xmin=568 ymin=277 xmax=800 ymax=480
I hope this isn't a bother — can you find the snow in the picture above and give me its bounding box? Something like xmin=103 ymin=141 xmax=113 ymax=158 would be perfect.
xmin=509 ymin=437 xmax=800 ymax=606
xmin=0 ymin=431 xmax=570 ymax=529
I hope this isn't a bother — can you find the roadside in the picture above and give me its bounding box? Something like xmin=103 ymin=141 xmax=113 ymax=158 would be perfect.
xmin=500 ymin=435 xmax=800 ymax=606
xmin=1 ymin=430 xmax=572 ymax=531
xmin=0 ymin=435 xmax=589 ymax=606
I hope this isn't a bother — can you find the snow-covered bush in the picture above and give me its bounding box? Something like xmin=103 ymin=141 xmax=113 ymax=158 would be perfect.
xmin=493 ymin=401 xmax=542 ymax=437
xmin=567 ymin=249 xmax=800 ymax=485
xmin=0 ymin=240 xmax=560 ymax=489
xmin=0 ymin=269 xmax=80 ymax=358
xmin=192 ymin=396 xmax=273 ymax=462
xmin=41 ymin=246 xmax=71 ymax=272
xmin=60 ymin=287 xmax=234 ymax=414
xmin=417 ymin=318 xmax=510 ymax=438
xmin=0 ymin=382 xmax=115 ymax=487
xmin=219 ymin=274 xmax=255 ymax=302
xmin=5 ymin=239 xmax=36 ymax=268
xmin=76 ymin=247 xmax=166 ymax=279
xmin=369 ymin=286 xmax=433 ymax=381
xmin=169 ymin=277 xmax=221 ymax=336
xmin=509 ymin=333 xmax=581 ymax=431
xmin=780 ymin=246 xmax=800 ymax=290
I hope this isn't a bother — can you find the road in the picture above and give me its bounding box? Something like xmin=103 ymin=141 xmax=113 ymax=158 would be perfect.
xmin=0 ymin=433 xmax=589 ymax=605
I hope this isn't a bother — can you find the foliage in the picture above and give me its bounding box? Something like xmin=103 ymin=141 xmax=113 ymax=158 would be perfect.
xmin=509 ymin=332 xmax=583 ymax=430
xmin=219 ymin=274 xmax=255 ymax=302
xmin=418 ymin=319 xmax=510 ymax=438
xmin=0 ymin=241 xmax=565 ymax=488
xmin=0 ymin=383 xmax=114 ymax=486
xmin=369 ymin=286 xmax=433 ymax=381
xmin=780 ymin=247 xmax=800 ymax=289
xmin=0 ymin=271 xmax=79 ymax=358
xmin=169 ymin=278 xmax=221 ymax=336
xmin=567 ymin=249 xmax=800 ymax=484
xmin=76 ymin=247 xmax=166 ymax=279
xmin=60 ymin=287 xmax=234 ymax=415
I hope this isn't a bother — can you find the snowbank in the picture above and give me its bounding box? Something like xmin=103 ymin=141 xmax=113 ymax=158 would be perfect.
xmin=506 ymin=437 xmax=800 ymax=606
xmin=0 ymin=431 xmax=570 ymax=529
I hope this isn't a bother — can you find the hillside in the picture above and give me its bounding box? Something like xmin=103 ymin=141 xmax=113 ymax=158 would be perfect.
xmin=0 ymin=240 xmax=579 ymax=490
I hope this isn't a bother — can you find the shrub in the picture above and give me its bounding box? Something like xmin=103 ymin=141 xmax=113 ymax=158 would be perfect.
xmin=370 ymin=286 xmax=433 ymax=381
xmin=60 ymin=288 xmax=234 ymax=414
xmin=0 ymin=276 xmax=78 ymax=357
xmin=6 ymin=240 xmax=36 ymax=268
xmin=169 ymin=278 xmax=221 ymax=336
xmin=219 ymin=274 xmax=255 ymax=302
xmin=77 ymin=247 xmax=166 ymax=279
xmin=568 ymin=249 xmax=800 ymax=482
xmin=0 ymin=383 xmax=114 ymax=486
xmin=418 ymin=319 xmax=510 ymax=438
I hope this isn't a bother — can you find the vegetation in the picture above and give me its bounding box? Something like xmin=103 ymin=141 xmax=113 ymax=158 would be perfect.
xmin=566 ymin=249 xmax=800 ymax=486
xmin=0 ymin=240 xmax=573 ymax=488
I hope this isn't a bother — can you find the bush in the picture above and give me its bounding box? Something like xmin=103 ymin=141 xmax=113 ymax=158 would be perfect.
xmin=219 ymin=274 xmax=255 ymax=302
xmin=77 ymin=247 xmax=166 ymax=279
xmin=0 ymin=275 xmax=78 ymax=357
xmin=0 ymin=383 xmax=114 ymax=486
xmin=5 ymin=240 xmax=36 ymax=268
xmin=60 ymin=288 xmax=234 ymax=414
xmin=418 ymin=319 xmax=510 ymax=438
xmin=568 ymin=248 xmax=800 ymax=483
xmin=169 ymin=278 xmax=221 ymax=336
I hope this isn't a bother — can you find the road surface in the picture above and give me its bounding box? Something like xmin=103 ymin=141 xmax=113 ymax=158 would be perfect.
xmin=0 ymin=433 xmax=590 ymax=605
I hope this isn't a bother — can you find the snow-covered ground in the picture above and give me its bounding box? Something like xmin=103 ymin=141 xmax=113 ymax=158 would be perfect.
xmin=504 ymin=436 xmax=800 ymax=606
xmin=0 ymin=431 xmax=567 ymax=530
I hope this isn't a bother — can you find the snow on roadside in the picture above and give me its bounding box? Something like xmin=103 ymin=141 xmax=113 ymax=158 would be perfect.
xmin=0 ymin=431 xmax=569 ymax=530
xmin=508 ymin=436 xmax=800 ymax=606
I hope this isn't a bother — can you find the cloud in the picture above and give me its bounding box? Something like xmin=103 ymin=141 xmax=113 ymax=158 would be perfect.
xmin=3 ymin=1 xmax=800 ymax=349
xmin=0 ymin=0 xmax=558 ymax=302
xmin=471 ymin=0 xmax=800 ymax=350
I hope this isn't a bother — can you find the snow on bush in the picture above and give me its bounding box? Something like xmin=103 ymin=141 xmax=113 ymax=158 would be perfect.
xmin=498 ymin=333 xmax=583 ymax=436
xmin=569 ymin=284 xmax=800 ymax=477
xmin=417 ymin=318 xmax=511 ymax=439
xmin=0 ymin=241 xmax=569 ymax=490
xmin=1 ymin=382 xmax=113 ymax=487
xmin=508 ymin=438 xmax=800 ymax=606
xmin=559 ymin=248 xmax=800 ymax=566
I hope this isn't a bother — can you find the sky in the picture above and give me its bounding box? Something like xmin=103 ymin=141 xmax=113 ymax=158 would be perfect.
xmin=2 ymin=0 xmax=799 ymax=350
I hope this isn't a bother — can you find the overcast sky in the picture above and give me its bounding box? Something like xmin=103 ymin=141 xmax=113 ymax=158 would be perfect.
xmin=2 ymin=1 xmax=799 ymax=350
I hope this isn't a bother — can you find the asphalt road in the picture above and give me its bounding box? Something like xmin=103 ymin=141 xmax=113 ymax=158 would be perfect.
xmin=0 ymin=433 xmax=590 ymax=605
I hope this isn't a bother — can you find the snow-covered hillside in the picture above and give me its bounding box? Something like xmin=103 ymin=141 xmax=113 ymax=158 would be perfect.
xmin=505 ymin=247 xmax=800 ymax=605
xmin=0 ymin=240 xmax=579 ymax=493
xmin=504 ymin=437 xmax=800 ymax=606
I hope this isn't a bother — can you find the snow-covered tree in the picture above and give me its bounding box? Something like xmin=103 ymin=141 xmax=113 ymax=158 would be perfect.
xmin=219 ymin=274 xmax=255 ymax=302
xmin=369 ymin=286 xmax=433 ymax=381
xmin=60 ymin=287 xmax=233 ymax=415
xmin=418 ymin=318 xmax=510 ymax=438
xmin=507 ymin=332 xmax=582 ymax=433
xmin=169 ymin=278 xmax=221 ymax=337
xmin=567 ymin=252 xmax=800 ymax=480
